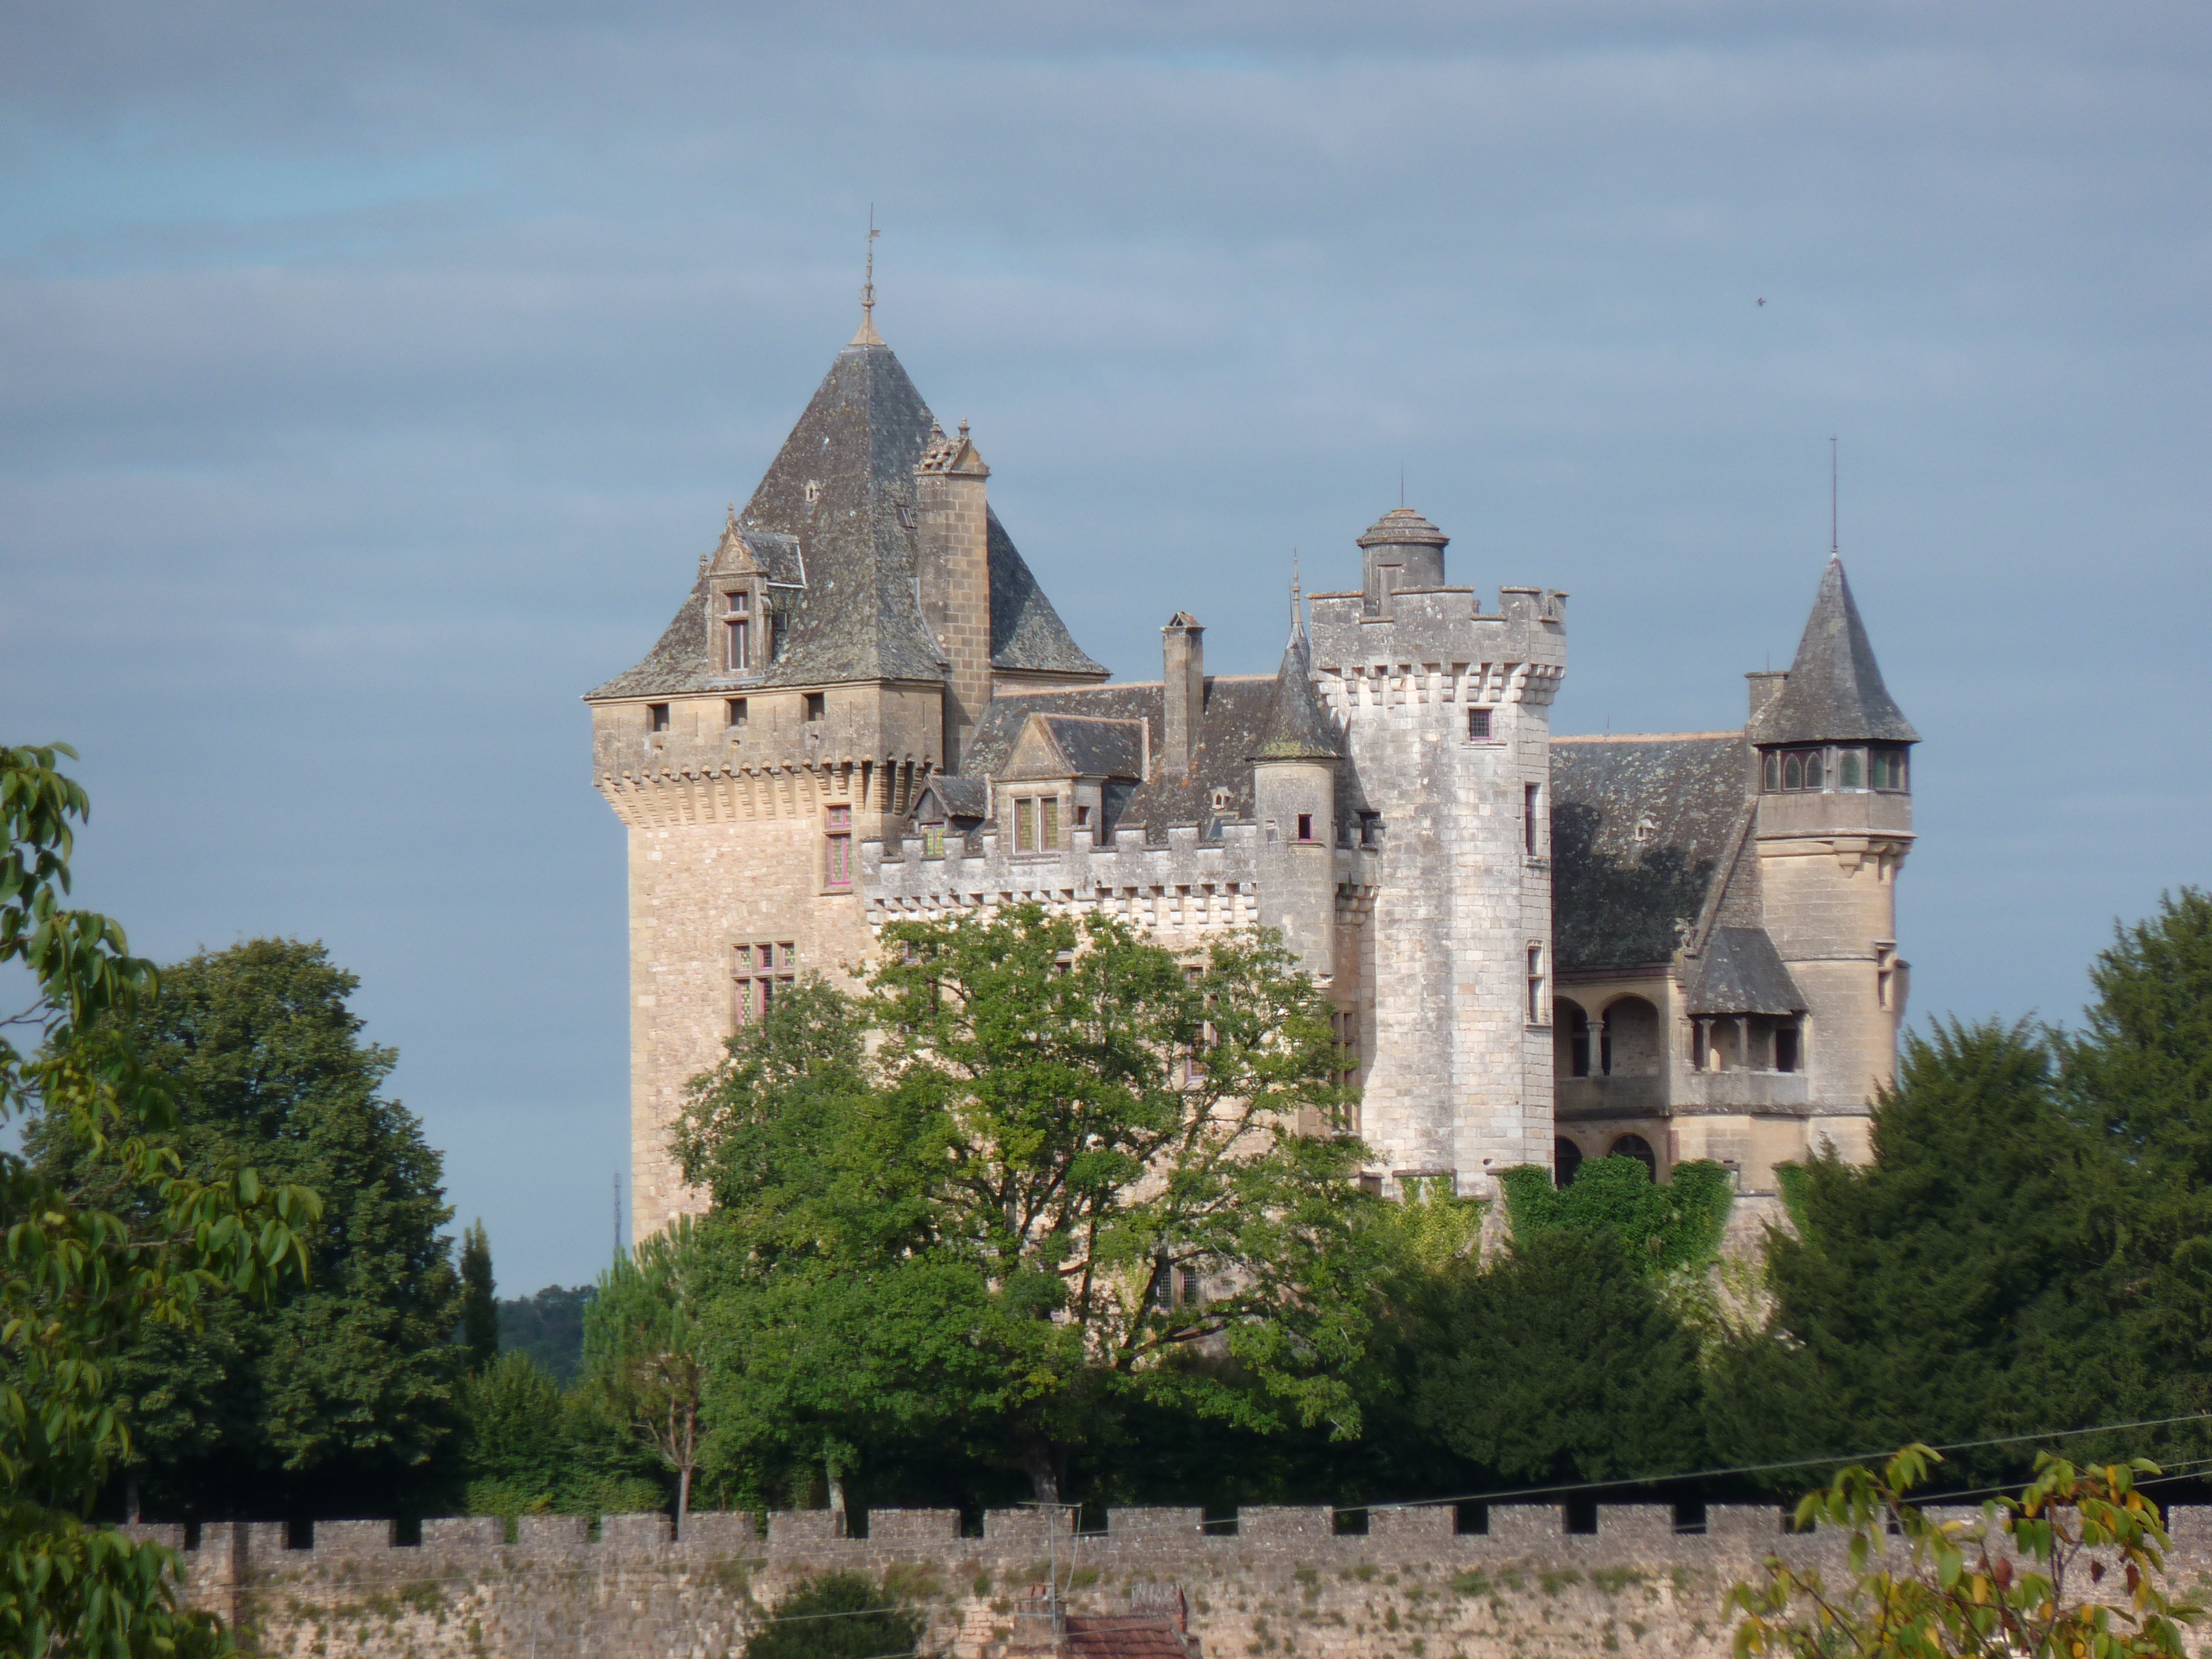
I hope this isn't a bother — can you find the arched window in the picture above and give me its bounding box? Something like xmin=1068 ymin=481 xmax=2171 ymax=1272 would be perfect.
xmin=1556 ymin=999 xmax=1590 ymax=1078
xmin=1838 ymin=749 xmax=1863 ymax=789
xmin=1782 ymin=753 xmax=1802 ymax=791
xmin=1608 ymin=1133 xmax=1657 ymax=1180
xmin=1554 ymin=1136 xmax=1584 ymax=1188
xmin=1803 ymin=750 xmax=1824 ymax=789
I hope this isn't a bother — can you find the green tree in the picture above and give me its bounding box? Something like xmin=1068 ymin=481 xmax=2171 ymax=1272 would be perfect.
xmin=1705 ymin=1020 xmax=2162 ymax=1486
xmin=585 ymin=1218 xmax=708 ymax=1532
xmin=1496 ymin=1155 xmax=1734 ymax=1275
xmin=742 ymin=1573 xmax=925 ymax=1659
xmin=1729 ymin=1446 xmax=2197 ymax=1659
xmin=1 ymin=743 xmax=317 ymax=1656
xmin=457 ymin=1350 xmax=666 ymax=1523
xmin=1408 ymin=1228 xmax=1707 ymax=1483
xmin=30 ymin=937 xmax=465 ymax=1519
xmin=678 ymin=906 xmax=1379 ymax=1501
xmin=2058 ymin=888 xmax=2212 ymax=1402
xmin=495 ymin=1284 xmax=594 ymax=1385
xmin=459 ymin=1221 xmax=498 ymax=1373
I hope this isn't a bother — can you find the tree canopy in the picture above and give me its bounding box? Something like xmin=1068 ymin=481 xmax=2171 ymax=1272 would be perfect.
xmin=676 ymin=906 xmax=1379 ymax=1501
xmin=28 ymin=937 xmax=465 ymax=1519
xmin=1 ymin=743 xmax=318 ymax=1655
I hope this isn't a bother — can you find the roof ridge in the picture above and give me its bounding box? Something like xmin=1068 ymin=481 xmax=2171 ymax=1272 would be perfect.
xmin=1552 ymin=731 xmax=1743 ymax=744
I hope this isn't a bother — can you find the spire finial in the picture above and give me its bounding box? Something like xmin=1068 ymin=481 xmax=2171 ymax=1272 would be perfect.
xmin=1289 ymin=550 xmax=1305 ymax=642
xmin=851 ymin=205 xmax=885 ymax=346
xmin=1829 ymin=434 xmax=1839 ymax=559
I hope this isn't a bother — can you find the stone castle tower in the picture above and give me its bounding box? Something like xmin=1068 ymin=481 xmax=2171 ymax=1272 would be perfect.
xmin=587 ymin=311 xmax=1917 ymax=1240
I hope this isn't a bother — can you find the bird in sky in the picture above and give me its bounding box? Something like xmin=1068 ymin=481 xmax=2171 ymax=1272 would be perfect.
xmin=1757 ymin=296 xmax=1766 ymax=306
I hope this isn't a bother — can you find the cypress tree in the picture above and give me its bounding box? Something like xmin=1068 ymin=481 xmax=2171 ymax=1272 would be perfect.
xmin=460 ymin=1220 xmax=500 ymax=1374
xmin=1707 ymin=1020 xmax=2159 ymax=1486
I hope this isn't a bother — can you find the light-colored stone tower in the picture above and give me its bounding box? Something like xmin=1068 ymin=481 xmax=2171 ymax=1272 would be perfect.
xmin=1745 ymin=556 xmax=1918 ymax=1163
xmin=1306 ymin=509 xmax=1567 ymax=1196
xmin=1250 ymin=600 xmax=1342 ymax=978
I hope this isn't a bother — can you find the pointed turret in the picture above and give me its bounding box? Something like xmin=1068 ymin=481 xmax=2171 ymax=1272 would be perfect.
xmin=1749 ymin=557 xmax=1918 ymax=748
xmin=1251 ymin=578 xmax=1340 ymax=974
xmin=1251 ymin=630 xmax=1342 ymax=763
xmin=586 ymin=333 xmax=1101 ymax=704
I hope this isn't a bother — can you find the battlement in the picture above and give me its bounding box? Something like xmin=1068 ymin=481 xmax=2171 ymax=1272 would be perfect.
xmin=860 ymin=822 xmax=1380 ymax=937
xmin=135 ymin=1502 xmax=2212 ymax=1659
xmin=1307 ymin=585 xmax=1567 ymax=683
xmin=132 ymin=1500 xmax=2212 ymax=1574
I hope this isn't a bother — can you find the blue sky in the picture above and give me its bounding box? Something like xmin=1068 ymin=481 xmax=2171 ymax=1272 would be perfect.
xmin=4 ymin=1 xmax=2208 ymax=1291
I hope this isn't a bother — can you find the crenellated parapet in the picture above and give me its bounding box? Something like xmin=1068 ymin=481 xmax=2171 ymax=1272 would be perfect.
xmin=861 ymin=823 xmax=1380 ymax=956
xmin=132 ymin=1503 xmax=2212 ymax=1659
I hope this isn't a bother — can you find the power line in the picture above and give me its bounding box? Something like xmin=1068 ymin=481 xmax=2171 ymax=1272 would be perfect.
xmin=1353 ymin=1409 xmax=2212 ymax=1516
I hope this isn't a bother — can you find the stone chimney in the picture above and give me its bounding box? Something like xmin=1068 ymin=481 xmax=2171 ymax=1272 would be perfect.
xmin=915 ymin=420 xmax=993 ymax=771
xmin=1745 ymin=670 xmax=1788 ymax=724
xmin=1161 ymin=612 xmax=1205 ymax=773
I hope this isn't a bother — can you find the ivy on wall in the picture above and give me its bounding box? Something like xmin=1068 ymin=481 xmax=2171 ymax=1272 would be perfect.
xmin=1495 ymin=1157 xmax=1733 ymax=1274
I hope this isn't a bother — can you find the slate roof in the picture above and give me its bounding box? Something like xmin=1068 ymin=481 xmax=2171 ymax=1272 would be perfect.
xmin=1550 ymin=733 xmax=1750 ymax=973
xmin=1747 ymin=557 xmax=1919 ymax=748
xmin=587 ymin=337 xmax=1103 ymax=701
xmin=586 ymin=528 xmax=802 ymax=700
xmin=1686 ymin=925 xmax=1805 ymax=1015
xmin=1020 ymin=714 xmax=1148 ymax=781
xmin=1250 ymin=631 xmax=1343 ymax=762
xmin=913 ymin=774 xmax=988 ymax=821
xmin=942 ymin=675 xmax=1282 ymax=841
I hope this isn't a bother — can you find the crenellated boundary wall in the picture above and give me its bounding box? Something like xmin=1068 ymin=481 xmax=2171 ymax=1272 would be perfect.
xmin=128 ymin=1502 xmax=2212 ymax=1659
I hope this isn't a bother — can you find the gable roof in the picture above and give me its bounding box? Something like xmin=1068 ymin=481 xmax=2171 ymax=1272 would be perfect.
xmin=1686 ymin=926 xmax=1805 ymax=1015
xmin=1550 ymin=733 xmax=1750 ymax=973
xmin=588 ymin=337 xmax=1103 ymax=700
xmin=999 ymin=713 xmax=1147 ymax=781
xmin=1748 ymin=557 xmax=1918 ymax=747
xmin=944 ymin=676 xmax=1281 ymax=839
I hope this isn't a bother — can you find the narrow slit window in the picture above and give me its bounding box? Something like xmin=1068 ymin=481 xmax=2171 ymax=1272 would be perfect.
xmin=825 ymin=805 xmax=852 ymax=888
xmin=1524 ymin=783 xmax=1542 ymax=855
xmin=1526 ymin=944 xmax=1546 ymax=1024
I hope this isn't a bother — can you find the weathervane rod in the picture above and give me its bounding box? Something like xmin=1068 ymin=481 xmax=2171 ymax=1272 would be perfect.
xmin=851 ymin=206 xmax=885 ymax=346
xmin=1830 ymin=434 xmax=1838 ymax=557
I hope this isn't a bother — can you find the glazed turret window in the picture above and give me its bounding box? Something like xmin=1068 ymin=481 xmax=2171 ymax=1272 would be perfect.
xmin=1762 ymin=748 xmax=1827 ymax=792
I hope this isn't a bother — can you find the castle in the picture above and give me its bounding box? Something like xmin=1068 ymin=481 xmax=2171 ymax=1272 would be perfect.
xmin=587 ymin=305 xmax=1916 ymax=1242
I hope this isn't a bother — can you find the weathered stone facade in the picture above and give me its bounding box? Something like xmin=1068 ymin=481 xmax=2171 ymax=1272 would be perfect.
xmin=141 ymin=1502 xmax=2209 ymax=1659
xmin=587 ymin=312 xmax=1918 ymax=1234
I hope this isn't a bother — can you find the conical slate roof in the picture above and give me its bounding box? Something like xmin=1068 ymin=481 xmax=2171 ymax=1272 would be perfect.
xmin=588 ymin=336 xmax=1102 ymax=700
xmin=1748 ymin=557 xmax=1918 ymax=747
xmin=1251 ymin=628 xmax=1341 ymax=762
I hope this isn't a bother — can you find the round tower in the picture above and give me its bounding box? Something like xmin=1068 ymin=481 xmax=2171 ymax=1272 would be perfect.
xmin=1250 ymin=591 xmax=1341 ymax=979
xmin=1356 ymin=507 xmax=1449 ymax=615
xmin=1747 ymin=556 xmax=1918 ymax=1160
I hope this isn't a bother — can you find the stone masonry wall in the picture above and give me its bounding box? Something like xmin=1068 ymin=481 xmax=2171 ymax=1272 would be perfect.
xmin=1307 ymin=585 xmax=1567 ymax=1196
xmin=137 ymin=1503 xmax=2212 ymax=1659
